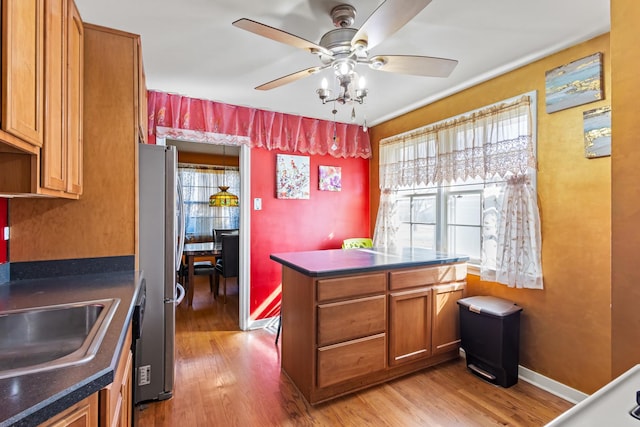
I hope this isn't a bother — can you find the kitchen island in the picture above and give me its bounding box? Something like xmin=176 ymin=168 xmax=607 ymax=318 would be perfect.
xmin=270 ymin=247 xmax=469 ymax=405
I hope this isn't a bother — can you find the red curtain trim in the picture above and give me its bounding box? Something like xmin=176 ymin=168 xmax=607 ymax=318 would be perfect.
xmin=147 ymin=90 xmax=372 ymax=159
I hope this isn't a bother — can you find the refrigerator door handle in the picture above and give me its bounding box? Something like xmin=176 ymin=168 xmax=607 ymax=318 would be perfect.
xmin=175 ymin=177 xmax=186 ymax=273
xmin=169 ymin=283 xmax=185 ymax=306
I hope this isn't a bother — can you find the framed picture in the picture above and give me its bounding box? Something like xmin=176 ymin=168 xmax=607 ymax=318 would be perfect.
xmin=583 ymin=105 xmax=611 ymax=158
xmin=545 ymin=53 xmax=604 ymax=113
xmin=318 ymin=166 xmax=342 ymax=191
xmin=276 ymin=154 xmax=310 ymax=199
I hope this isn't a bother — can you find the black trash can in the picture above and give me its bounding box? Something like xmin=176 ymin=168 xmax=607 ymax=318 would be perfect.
xmin=457 ymin=296 xmax=523 ymax=387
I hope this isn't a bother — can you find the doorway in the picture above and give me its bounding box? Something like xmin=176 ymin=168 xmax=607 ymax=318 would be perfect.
xmin=162 ymin=138 xmax=251 ymax=330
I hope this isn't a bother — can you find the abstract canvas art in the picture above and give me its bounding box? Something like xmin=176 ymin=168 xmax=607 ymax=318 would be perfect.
xmin=545 ymin=53 xmax=603 ymax=113
xmin=583 ymin=105 xmax=611 ymax=158
xmin=318 ymin=166 xmax=342 ymax=191
xmin=276 ymin=154 xmax=310 ymax=199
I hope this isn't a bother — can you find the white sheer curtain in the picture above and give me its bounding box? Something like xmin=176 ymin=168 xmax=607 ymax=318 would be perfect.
xmin=374 ymin=94 xmax=543 ymax=289
xmin=179 ymin=165 xmax=240 ymax=243
xmin=372 ymin=189 xmax=399 ymax=251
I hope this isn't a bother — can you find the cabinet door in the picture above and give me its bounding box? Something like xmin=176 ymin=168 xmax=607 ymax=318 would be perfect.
xmin=119 ymin=351 xmax=133 ymax=427
xmin=42 ymin=0 xmax=67 ymax=191
xmin=65 ymin=0 xmax=83 ymax=195
xmin=2 ymin=0 xmax=45 ymax=146
xmin=99 ymin=328 xmax=132 ymax=427
xmin=389 ymin=287 xmax=432 ymax=366
xmin=136 ymin=37 xmax=147 ymax=144
xmin=38 ymin=393 xmax=98 ymax=427
xmin=432 ymin=282 xmax=466 ymax=355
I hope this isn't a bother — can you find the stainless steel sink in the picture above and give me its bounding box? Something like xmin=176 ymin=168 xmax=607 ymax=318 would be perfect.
xmin=0 ymin=298 xmax=120 ymax=380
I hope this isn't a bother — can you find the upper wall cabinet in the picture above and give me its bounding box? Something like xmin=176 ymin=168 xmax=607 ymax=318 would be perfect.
xmin=1 ymin=0 xmax=45 ymax=148
xmin=0 ymin=0 xmax=84 ymax=198
xmin=137 ymin=37 xmax=147 ymax=145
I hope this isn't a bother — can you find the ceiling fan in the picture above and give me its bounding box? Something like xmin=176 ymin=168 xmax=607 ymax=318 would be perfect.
xmin=232 ymin=0 xmax=458 ymax=93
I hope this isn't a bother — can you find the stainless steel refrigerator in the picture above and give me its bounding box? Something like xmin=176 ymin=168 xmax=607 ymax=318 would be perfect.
xmin=136 ymin=143 xmax=185 ymax=403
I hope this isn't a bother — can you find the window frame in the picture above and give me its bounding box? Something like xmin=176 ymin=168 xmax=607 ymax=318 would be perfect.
xmin=397 ymin=183 xmax=484 ymax=265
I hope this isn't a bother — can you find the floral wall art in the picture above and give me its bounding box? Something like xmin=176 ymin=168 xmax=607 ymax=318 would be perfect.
xmin=319 ymin=166 xmax=342 ymax=191
xmin=276 ymin=154 xmax=310 ymax=199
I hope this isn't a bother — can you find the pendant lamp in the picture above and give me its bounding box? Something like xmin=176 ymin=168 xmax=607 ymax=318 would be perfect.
xmin=209 ymin=146 xmax=239 ymax=208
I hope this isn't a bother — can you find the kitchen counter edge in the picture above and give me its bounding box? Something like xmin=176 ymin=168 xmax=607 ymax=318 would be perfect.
xmin=0 ymin=270 xmax=144 ymax=427
xmin=270 ymin=248 xmax=469 ymax=277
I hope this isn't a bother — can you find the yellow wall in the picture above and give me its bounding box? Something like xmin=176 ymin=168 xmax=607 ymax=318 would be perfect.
xmin=370 ymin=34 xmax=611 ymax=393
xmin=611 ymin=0 xmax=640 ymax=377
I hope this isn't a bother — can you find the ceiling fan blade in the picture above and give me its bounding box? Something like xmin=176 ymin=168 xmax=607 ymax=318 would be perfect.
xmin=368 ymin=55 xmax=458 ymax=77
xmin=233 ymin=18 xmax=333 ymax=57
xmin=255 ymin=66 xmax=324 ymax=91
xmin=352 ymin=0 xmax=432 ymax=51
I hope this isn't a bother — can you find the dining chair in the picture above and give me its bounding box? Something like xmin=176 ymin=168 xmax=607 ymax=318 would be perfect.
xmin=342 ymin=237 xmax=373 ymax=249
xmin=213 ymin=228 xmax=239 ymax=244
xmin=178 ymin=258 xmax=217 ymax=300
xmin=214 ymin=234 xmax=240 ymax=304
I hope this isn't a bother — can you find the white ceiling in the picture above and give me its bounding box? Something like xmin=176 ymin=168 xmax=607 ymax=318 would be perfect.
xmin=74 ymin=0 xmax=610 ymax=127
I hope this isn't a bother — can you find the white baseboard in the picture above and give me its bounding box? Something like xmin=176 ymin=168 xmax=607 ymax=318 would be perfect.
xmin=518 ymin=366 xmax=588 ymax=404
xmin=459 ymin=348 xmax=588 ymax=404
xmin=248 ymin=315 xmax=279 ymax=331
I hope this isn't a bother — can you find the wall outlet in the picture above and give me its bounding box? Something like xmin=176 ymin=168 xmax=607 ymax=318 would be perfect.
xmin=138 ymin=365 xmax=151 ymax=386
xmin=3 ymin=227 xmax=8 ymax=241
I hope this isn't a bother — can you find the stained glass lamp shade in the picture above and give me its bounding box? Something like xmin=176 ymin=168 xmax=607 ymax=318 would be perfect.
xmin=209 ymin=186 xmax=239 ymax=207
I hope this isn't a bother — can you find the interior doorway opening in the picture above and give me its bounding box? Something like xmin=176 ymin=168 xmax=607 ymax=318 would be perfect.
xmin=162 ymin=138 xmax=251 ymax=330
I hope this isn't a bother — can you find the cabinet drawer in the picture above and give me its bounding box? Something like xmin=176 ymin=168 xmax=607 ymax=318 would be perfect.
xmin=318 ymin=295 xmax=386 ymax=346
xmin=389 ymin=263 xmax=467 ymax=290
xmin=317 ymin=333 xmax=386 ymax=388
xmin=317 ymin=273 xmax=386 ymax=302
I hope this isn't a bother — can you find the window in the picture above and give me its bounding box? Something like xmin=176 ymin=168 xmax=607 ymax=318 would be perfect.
xmin=396 ymin=180 xmax=496 ymax=265
xmin=375 ymin=93 xmax=542 ymax=288
xmin=179 ymin=164 xmax=240 ymax=243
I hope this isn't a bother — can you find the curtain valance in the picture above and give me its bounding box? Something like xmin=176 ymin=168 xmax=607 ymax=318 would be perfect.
xmin=378 ymin=95 xmax=535 ymax=188
xmin=147 ymin=90 xmax=371 ymax=159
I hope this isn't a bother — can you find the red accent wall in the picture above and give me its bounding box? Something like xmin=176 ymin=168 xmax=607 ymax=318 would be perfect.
xmin=0 ymin=198 xmax=7 ymax=263
xmin=249 ymin=147 xmax=370 ymax=320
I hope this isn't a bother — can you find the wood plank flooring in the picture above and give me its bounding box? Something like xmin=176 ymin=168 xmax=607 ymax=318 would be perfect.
xmin=136 ymin=276 xmax=573 ymax=426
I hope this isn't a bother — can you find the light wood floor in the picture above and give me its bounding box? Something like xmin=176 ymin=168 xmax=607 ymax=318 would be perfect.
xmin=136 ymin=276 xmax=573 ymax=426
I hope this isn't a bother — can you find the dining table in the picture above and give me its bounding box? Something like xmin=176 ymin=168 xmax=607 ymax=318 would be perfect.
xmin=182 ymin=241 xmax=221 ymax=307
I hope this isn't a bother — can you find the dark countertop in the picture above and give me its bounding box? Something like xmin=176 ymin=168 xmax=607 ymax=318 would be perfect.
xmin=0 ymin=270 xmax=144 ymax=427
xmin=270 ymin=247 xmax=469 ymax=277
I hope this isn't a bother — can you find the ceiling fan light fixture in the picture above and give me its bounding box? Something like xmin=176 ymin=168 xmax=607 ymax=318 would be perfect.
xmin=370 ymin=56 xmax=386 ymax=70
xmin=233 ymin=1 xmax=457 ymax=127
xmin=353 ymin=39 xmax=368 ymax=52
xmin=333 ymin=58 xmax=355 ymax=76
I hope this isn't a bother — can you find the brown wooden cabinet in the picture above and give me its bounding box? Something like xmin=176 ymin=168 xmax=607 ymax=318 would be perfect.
xmin=99 ymin=328 xmax=132 ymax=427
xmin=280 ymin=261 xmax=467 ymax=405
xmin=136 ymin=37 xmax=147 ymax=144
xmin=0 ymin=0 xmax=83 ymax=198
xmin=42 ymin=0 xmax=67 ymax=192
xmin=38 ymin=394 xmax=98 ymax=427
xmin=389 ymin=287 xmax=433 ymax=366
xmin=432 ymin=282 xmax=466 ymax=355
xmin=1 ymin=0 xmax=45 ymax=148
xmin=65 ymin=0 xmax=83 ymax=195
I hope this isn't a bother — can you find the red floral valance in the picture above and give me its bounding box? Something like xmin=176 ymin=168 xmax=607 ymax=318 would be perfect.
xmin=147 ymin=90 xmax=371 ymax=159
